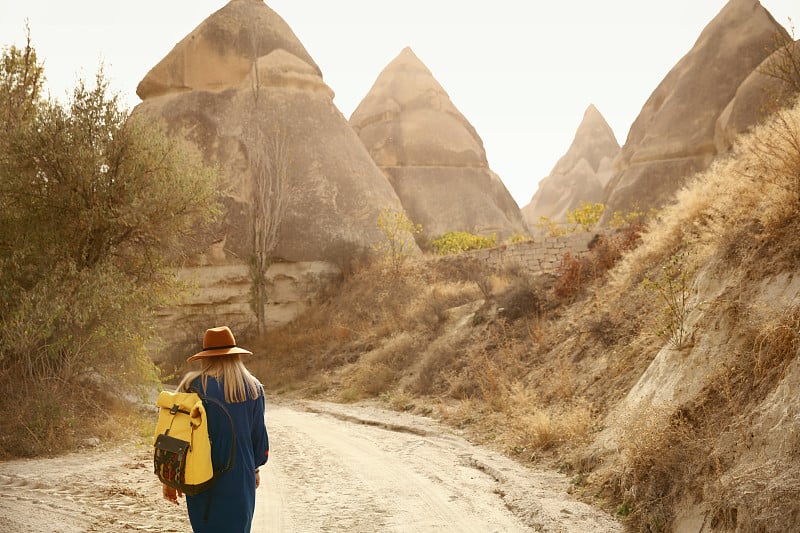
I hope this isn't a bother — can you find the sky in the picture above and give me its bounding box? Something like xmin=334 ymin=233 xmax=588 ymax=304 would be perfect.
xmin=1 ymin=1 xmax=797 ymax=207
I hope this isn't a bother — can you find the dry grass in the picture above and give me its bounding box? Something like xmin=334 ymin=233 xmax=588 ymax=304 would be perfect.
xmin=609 ymin=404 xmax=713 ymax=532
xmin=239 ymin=96 xmax=800 ymax=533
xmin=706 ymin=460 xmax=800 ymax=532
xmin=0 ymin=379 xmax=146 ymax=458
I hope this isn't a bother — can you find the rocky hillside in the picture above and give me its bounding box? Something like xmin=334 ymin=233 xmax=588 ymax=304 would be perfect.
xmin=254 ymin=92 xmax=800 ymax=532
xmin=522 ymin=104 xmax=619 ymax=227
xmin=350 ymin=47 xmax=528 ymax=240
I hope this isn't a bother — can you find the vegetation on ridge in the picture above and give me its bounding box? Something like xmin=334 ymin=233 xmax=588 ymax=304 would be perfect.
xmin=0 ymin=35 xmax=222 ymax=457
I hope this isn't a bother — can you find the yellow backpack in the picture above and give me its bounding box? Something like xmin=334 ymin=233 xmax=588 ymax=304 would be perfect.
xmin=153 ymin=389 xmax=235 ymax=495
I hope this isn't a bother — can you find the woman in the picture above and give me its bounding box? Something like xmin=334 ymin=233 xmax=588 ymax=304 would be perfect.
xmin=162 ymin=326 xmax=269 ymax=532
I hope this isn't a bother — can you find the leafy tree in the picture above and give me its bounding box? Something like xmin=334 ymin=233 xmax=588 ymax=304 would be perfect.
xmin=375 ymin=208 xmax=421 ymax=274
xmin=0 ymin=44 xmax=221 ymax=388
xmin=566 ymin=201 xmax=605 ymax=232
xmin=0 ymin=26 xmax=43 ymax=133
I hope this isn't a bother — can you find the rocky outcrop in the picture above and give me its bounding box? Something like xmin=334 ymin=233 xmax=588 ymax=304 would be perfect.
xmin=716 ymin=38 xmax=800 ymax=152
xmin=134 ymin=0 xmax=415 ymax=339
xmin=522 ymin=105 xmax=618 ymax=227
xmin=601 ymin=0 xmax=787 ymax=222
xmin=350 ymin=47 xmax=528 ymax=240
xmin=154 ymin=260 xmax=341 ymax=357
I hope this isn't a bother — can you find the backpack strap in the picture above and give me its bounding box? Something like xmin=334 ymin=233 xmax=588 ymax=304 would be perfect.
xmin=200 ymin=391 xmax=236 ymax=478
xmin=188 ymin=387 xmax=237 ymax=524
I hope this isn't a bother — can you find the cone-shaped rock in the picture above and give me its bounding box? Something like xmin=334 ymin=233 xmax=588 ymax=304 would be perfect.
xmin=601 ymin=0 xmax=787 ymax=222
xmin=350 ymin=47 xmax=527 ymax=239
xmin=522 ymin=105 xmax=619 ymax=228
xmin=135 ymin=0 xmax=411 ymax=264
xmin=716 ymin=37 xmax=799 ymax=152
xmin=134 ymin=0 xmax=415 ymax=338
xmin=136 ymin=0 xmax=322 ymax=99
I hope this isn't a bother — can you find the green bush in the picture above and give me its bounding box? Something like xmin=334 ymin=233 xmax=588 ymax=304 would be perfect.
xmin=0 ymin=34 xmax=222 ymax=456
xmin=431 ymin=231 xmax=497 ymax=255
xmin=506 ymin=233 xmax=531 ymax=244
xmin=566 ymin=201 xmax=605 ymax=232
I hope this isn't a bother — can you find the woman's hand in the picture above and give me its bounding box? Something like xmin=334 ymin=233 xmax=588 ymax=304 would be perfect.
xmin=162 ymin=484 xmax=183 ymax=504
xmin=255 ymin=469 xmax=261 ymax=489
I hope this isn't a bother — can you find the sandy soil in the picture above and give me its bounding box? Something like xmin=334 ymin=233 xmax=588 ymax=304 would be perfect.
xmin=0 ymin=399 xmax=620 ymax=532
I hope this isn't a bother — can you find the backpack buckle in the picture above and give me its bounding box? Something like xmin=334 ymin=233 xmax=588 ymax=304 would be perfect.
xmin=170 ymin=404 xmax=180 ymax=415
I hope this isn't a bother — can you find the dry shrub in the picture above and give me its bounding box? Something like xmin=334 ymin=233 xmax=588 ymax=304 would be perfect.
xmin=431 ymin=255 xmax=494 ymax=298
xmin=412 ymin=344 xmax=460 ymax=396
xmin=540 ymin=351 xmax=578 ymax=402
xmin=613 ymin=404 xmax=711 ymax=532
xmin=554 ymin=229 xmax=643 ymax=301
xmin=740 ymin=99 xmax=800 ymax=225
xmin=492 ymin=385 xmax=593 ymax=460
xmin=446 ymin=322 xmax=531 ymax=408
xmin=414 ymin=280 xmax=481 ymax=331
xmin=495 ymin=277 xmax=543 ymax=321
xmin=553 ymin=252 xmax=591 ymax=300
xmin=585 ymin=313 xmax=625 ymax=348
xmin=339 ymin=332 xmax=424 ymax=401
xmin=384 ymin=390 xmax=417 ymax=412
xmin=751 ymin=304 xmax=800 ymax=383
xmin=0 ymin=380 xmax=144 ymax=458
xmin=436 ymin=398 xmax=481 ymax=429
xmin=705 ymin=303 xmax=800 ymax=412
xmin=249 ymin=260 xmax=441 ymax=391
xmin=341 ymin=362 xmax=396 ymax=401
xmin=706 ymin=460 xmax=800 ymax=532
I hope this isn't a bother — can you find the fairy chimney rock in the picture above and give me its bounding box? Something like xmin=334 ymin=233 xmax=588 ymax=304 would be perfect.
xmin=136 ymin=0 xmax=325 ymax=99
xmin=601 ymin=0 xmax=787 ymax=223
xmin=716 ymin=37 xmax=800 ymax=152
xmin=133 ymin=0 xmax=415 ymax=338
xmin=522 ymin=104 xmax=619 ymax=227
xmin=350 ymin=47 xmax=527 ymax=239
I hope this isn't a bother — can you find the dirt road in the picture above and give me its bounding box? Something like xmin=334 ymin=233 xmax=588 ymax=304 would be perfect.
xmin=0 ymin=399 xmax=620 ymax=532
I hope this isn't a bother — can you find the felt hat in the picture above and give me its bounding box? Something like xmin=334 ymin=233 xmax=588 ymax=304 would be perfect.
xmin=187 ymin=326 xmax=253 ymax=362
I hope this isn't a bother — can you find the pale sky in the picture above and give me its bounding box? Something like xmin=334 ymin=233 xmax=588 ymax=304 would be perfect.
xmin=1 ymin=1 xmax=797 ymax=207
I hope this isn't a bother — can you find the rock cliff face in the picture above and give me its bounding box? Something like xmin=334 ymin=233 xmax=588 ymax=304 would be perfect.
xmin=134 ymin=0 xmax=414 ymax=344
xmin=601 ymin=0 xmax=787 ymax=222
xmin=522 ymin=105 xmax=618 ymax=227
xmin=350 ymin=47 xmax=528 ymax=240
xmin=715 ymin=38 xmax=800 ymax=152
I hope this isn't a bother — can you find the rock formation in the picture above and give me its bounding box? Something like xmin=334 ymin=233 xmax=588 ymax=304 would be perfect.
xmin=133 ymin=0 xmax=414 ymax=345
xmin=521 ymin=105 xmax=619 ymax=228
xmin=716 ymin=38 xmax=800 ymax=152
xmin=350 ymin=47 xmax=528 ymax=240
xmin=601 ymin=0 xmax=788 ymax=222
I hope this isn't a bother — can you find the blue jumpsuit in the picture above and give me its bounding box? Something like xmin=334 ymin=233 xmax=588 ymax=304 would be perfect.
xmin=186 ymin=376 xmax=269 ymax=532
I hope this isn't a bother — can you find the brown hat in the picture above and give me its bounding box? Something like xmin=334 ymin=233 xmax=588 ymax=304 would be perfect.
xmin=187 ymin=326 xmax=253 ymax=362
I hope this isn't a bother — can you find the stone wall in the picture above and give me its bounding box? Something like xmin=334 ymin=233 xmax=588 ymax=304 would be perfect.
xmin=449 ymin=232 xmax=595 ymax=275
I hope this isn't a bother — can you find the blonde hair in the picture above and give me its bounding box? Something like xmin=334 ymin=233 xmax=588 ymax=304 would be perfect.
xmin=178 ymin=355 xmax=262 ymax=403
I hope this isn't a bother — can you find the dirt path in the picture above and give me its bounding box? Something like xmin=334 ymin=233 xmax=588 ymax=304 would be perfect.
xmin=0 ymin=399 xmax=620 ymax=532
